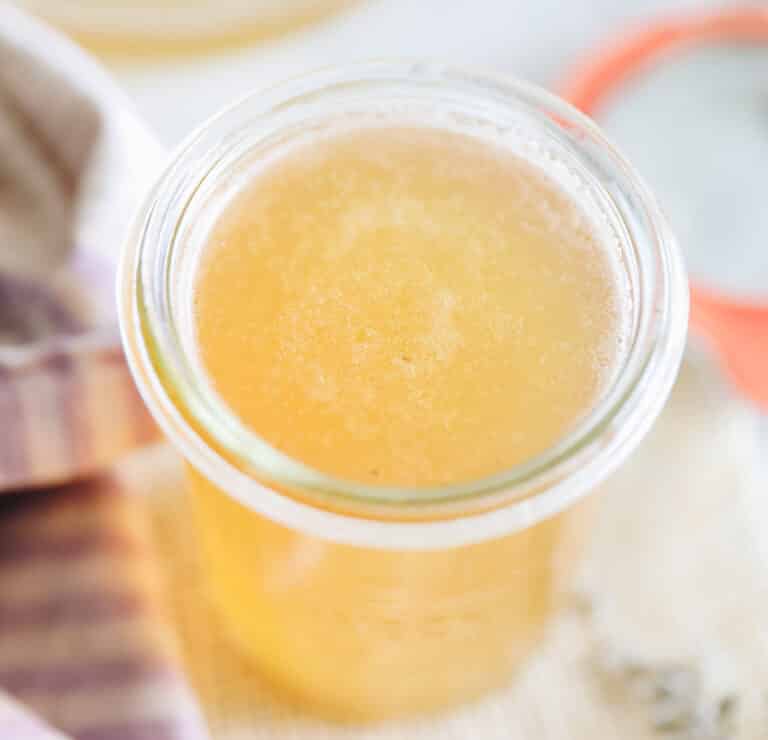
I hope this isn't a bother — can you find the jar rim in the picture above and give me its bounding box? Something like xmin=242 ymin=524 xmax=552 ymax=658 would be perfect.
xmin=119 ymin=61 xmax=688 ymax=548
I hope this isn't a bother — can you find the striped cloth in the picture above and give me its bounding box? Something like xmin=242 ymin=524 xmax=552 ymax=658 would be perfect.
xmin=0 ymin=32 xmax=158 ymax=495
xmin=0 ymin=335 xmax=157 ymax=494
xmin=0 ymin=22 xmax=204 ymax=740
xmin=0 ymin=474 xmax=207 ymax=740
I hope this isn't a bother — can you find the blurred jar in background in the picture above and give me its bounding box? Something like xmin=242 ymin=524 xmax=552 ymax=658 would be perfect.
xmin=561 ymin=7 xmax=768 ymax=411
xmin=19 ymin=0 xmax=358 ymax=55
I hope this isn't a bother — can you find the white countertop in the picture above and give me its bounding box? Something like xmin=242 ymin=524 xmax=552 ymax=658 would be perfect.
xmin=106 ymin=0 xmax=767 ymax=301
xmin=105 ymin=0 xmax=723 ymax=147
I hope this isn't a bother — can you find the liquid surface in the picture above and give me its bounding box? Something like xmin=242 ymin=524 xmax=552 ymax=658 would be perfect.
xmin=189 ymin=125 xmax=623 ymax=718
xmin=194 ymin=126 xmax=625 ymax=487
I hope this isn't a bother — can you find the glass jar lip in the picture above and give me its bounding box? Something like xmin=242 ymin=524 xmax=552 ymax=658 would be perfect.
xmin=119 ymin=60 xmax=688 ymax=547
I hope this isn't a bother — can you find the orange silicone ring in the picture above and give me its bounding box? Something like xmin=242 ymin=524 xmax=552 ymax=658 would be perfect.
xmin=560 ymin=7 xmax=768 ymax=409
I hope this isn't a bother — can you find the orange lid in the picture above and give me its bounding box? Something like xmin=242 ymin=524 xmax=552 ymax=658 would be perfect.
xmin=561 ymin=7 xmax=768 ymax=409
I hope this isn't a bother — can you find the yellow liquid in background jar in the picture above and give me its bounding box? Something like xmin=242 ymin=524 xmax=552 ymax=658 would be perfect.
xmin=36 ymin=0 xmax=359 ymax=56
xmin=191 ymin=126 xmax=627 ymax=719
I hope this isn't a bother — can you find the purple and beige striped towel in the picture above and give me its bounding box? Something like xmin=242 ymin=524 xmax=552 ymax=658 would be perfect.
xmin=0 ymin=33 xmax=157 ymax=495
xmin=0 ymin=30 xmax=203 ymax=740
xmin=0 ymin=476 xmax=207 ymax=740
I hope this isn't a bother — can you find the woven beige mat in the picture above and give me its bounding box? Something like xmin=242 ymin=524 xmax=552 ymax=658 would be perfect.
xmin=114 ymin=352 xmax=767 ymax=740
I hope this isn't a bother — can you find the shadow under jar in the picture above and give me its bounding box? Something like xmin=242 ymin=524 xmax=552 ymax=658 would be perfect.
xmin=119 ymin=62 xmax=688 ymax=721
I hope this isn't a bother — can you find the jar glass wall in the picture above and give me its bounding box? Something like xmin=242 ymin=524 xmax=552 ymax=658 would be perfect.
xmin=119 ymin=62 xmax=688 ymax=720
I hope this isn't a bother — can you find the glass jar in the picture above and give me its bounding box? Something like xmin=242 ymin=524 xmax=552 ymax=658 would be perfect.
xmin=20 ymin=0 xmax=358 ymax=54
xmin=119 ymin=62 xmax=688 ymax=720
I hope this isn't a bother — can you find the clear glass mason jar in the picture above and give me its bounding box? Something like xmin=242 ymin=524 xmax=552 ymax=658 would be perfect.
xmin=119 ymin=62 xmax=689 ymax=721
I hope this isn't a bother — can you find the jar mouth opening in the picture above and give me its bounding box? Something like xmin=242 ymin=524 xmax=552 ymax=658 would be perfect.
xmin=120 ymin=61 xmax=688 ymax=531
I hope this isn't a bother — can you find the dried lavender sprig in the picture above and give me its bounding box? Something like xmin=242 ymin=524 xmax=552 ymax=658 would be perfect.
xmin=572 ymin=593 xmax=741 ymax=740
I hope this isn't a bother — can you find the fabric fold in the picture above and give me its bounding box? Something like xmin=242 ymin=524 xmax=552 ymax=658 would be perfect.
xmin=0 ymin=690 xmax=68 ymax=739
xmin=0 ymin=29 xmax=201 ymax=736
xmin=0 ymin=31 xmax=158 ymax=494
xmin=0 ymin=475 xmax=207 ymax=740
xmin=0 ymin=37 xmax=100 ymax=278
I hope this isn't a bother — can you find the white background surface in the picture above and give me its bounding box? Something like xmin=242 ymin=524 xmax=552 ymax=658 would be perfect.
xmin=105 ymin=0 xmax=768 ymax=303
xmin=106 ymin=0 xmax=729 ymax=147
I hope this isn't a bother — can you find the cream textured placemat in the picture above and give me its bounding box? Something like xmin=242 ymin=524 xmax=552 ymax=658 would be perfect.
xmin=119 ymin=351 xmax=767 ymax=739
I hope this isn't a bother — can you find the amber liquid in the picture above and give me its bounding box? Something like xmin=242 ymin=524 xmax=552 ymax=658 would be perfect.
xmin=191 ymin=126 xmax=626 ymax=719
xmin=36 ymin=0 xmax=359 ymax=57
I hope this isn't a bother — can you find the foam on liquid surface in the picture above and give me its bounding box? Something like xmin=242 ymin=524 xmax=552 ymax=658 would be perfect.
xmin=194 ymin=126 xmax=626 ymax=487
